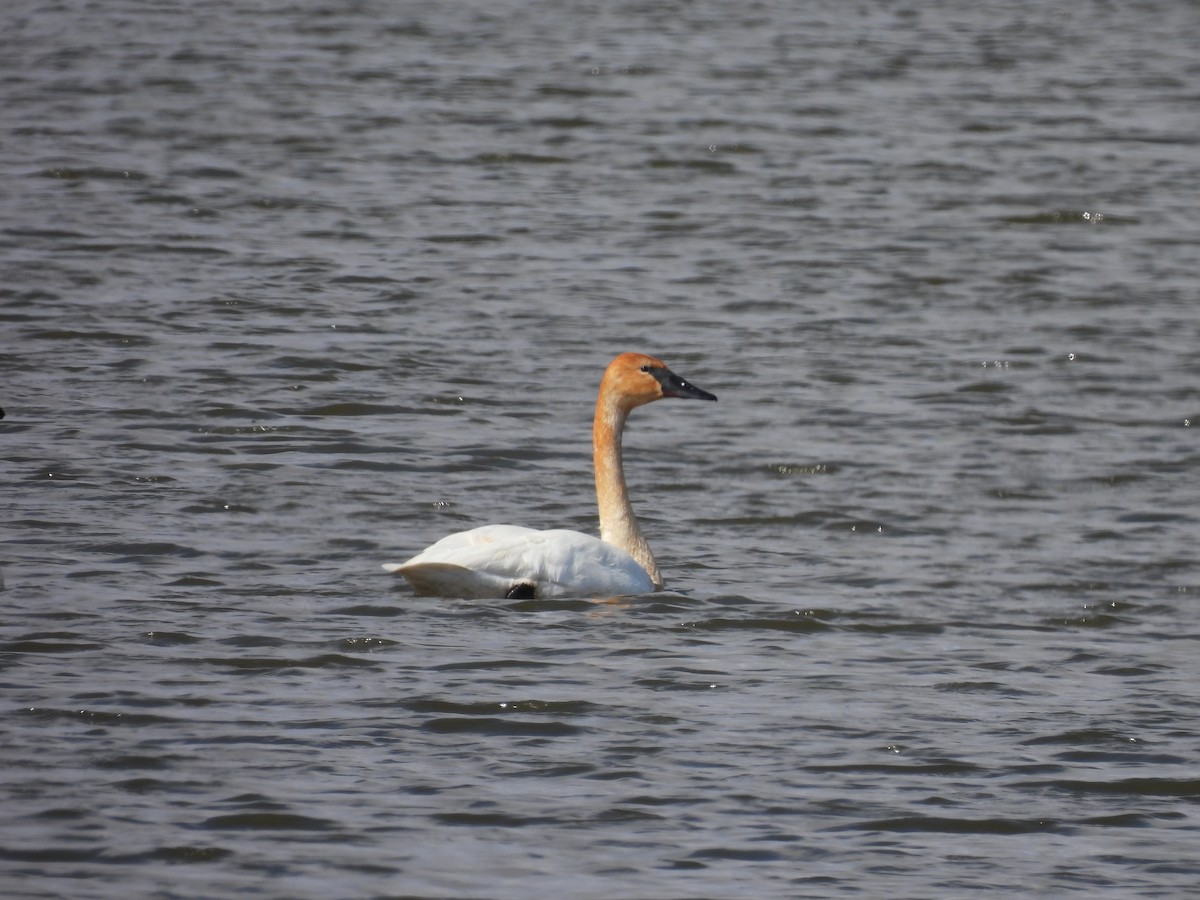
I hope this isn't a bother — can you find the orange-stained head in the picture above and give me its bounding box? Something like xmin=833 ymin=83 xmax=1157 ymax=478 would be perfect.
xmin=599 ymin=352 xmax=717 ymax=412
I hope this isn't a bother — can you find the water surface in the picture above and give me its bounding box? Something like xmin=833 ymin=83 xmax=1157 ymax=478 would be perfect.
xmin=2 ymin=1 xmax=1199 ymax=897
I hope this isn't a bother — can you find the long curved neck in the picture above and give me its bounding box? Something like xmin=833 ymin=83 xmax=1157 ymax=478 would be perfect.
xmin=593 ymin=392 xmax=663 ymax=589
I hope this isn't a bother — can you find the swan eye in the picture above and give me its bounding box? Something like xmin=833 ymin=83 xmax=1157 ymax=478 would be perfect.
xmin=640 ymin=365 xmax=651 ymax=372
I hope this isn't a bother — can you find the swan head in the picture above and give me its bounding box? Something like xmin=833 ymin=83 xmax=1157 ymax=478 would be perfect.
xmin=603 ymin=352 xmax=718 ymax=411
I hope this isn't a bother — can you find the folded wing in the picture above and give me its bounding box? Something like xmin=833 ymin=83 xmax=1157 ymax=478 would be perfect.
xmin=383 ymin=524 xmax=655 ymax=599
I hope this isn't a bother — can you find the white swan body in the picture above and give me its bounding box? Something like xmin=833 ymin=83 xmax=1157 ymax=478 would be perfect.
xmin=383 ymin=524 xmax=655 ymax=599
xmin=383 ymin=352 xmax=716 ymax=599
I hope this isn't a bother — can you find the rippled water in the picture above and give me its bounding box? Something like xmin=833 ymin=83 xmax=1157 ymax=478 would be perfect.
xmin=3 ymin=0 xmax=1199 ymax=896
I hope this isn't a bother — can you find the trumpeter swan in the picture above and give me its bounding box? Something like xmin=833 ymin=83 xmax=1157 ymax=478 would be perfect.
xmin=383 ymin=352 xmax=716 ymax=599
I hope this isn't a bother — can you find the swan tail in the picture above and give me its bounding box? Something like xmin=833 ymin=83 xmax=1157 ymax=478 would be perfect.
xmin=383 ymin=561 xmax=514 ymax=600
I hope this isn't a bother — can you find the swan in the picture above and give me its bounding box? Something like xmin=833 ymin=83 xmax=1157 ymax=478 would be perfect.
xmin=383 ymin=352 xmax=717 ymax=599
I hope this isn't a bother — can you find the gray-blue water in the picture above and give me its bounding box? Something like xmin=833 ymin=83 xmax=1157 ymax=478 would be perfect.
xmin=2 ymin=1 xmax=1199 ymax=897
